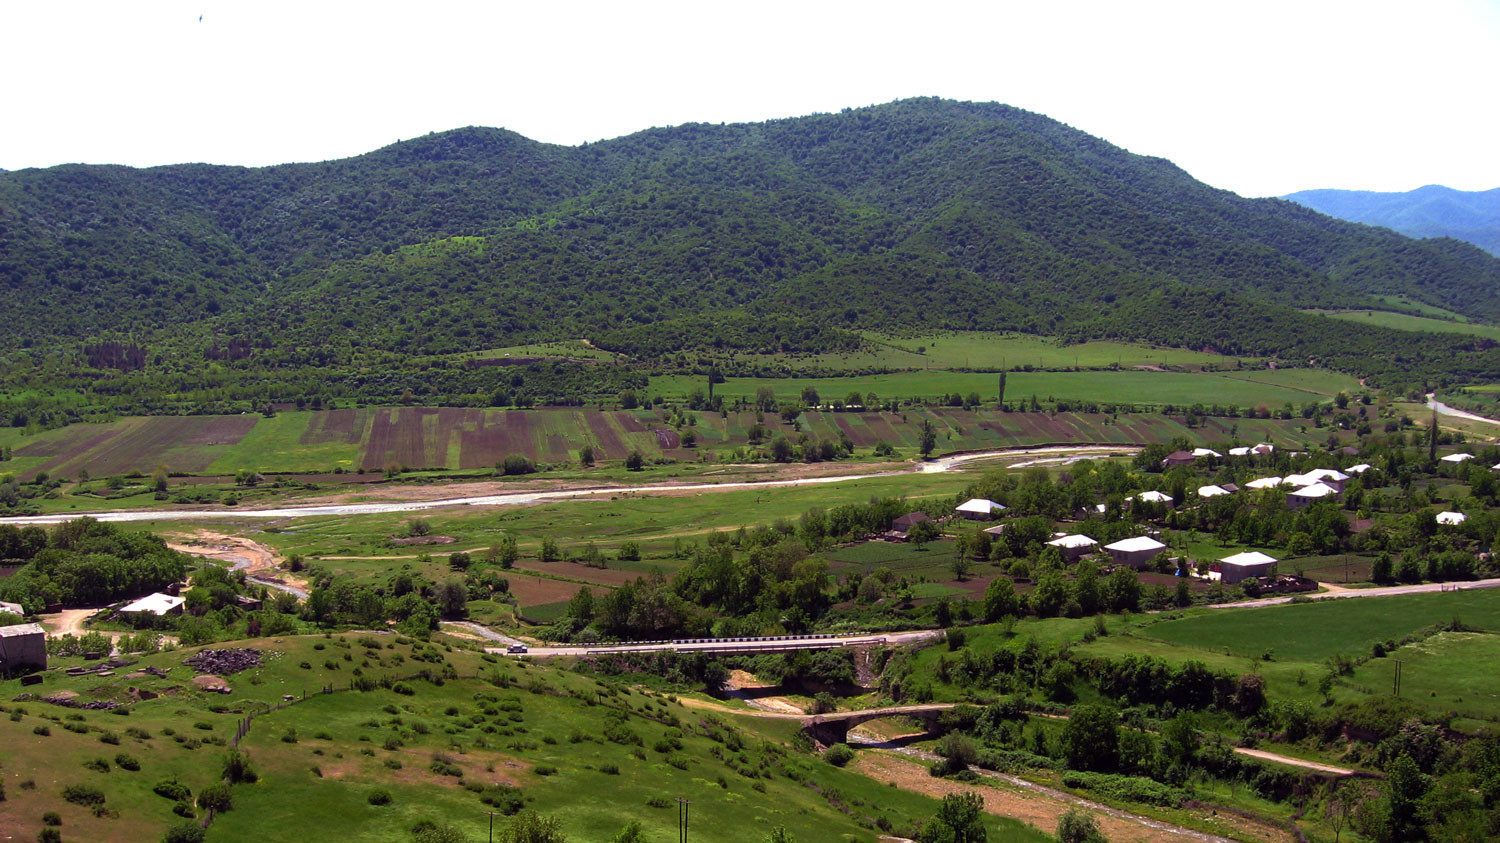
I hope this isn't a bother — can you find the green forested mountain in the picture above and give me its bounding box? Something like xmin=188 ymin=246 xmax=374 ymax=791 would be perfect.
xmin=1284 ymin=185 xmax=1500 ymax=257
xmin=4 ymin=98 xmax=1500 ymax=392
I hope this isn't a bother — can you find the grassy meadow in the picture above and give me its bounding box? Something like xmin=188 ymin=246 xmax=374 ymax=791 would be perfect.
xmin=1316 ymin=309 xmax=1500 ymax=340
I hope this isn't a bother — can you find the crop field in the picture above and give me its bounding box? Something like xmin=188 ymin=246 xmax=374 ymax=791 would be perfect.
xmin=1316 ymin=309 xmax=1500 ymax=339
xmin=653 ymin=369 xmax=1353 ymax=408
xmin=1142 ymin=590 xmax=1500 ymax=663
xmin=0 ymin=634 xmax=1047 ymax=843
xmin=3 ymin=404 xmax=1325 ymax=481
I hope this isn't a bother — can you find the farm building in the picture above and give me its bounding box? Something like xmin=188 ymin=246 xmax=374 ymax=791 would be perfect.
xmin=1197 ymin=484 xmax=1232 ymax=498
xmin=1104 ymin=536 xmax=1168 ymax=569
xmin=1437 ymin=511 xmax=1467 ymax=526
xmin=119 ymin=593 xmax=185 ymax=617
xmin=1161 ymin=450 xmax=1195 ymax=468
xmin=0 ymin=601 xmax=23 ymax=616
xmin=1441 ymin=453 xmax=1474 ymax=464
xmin=1132 ymin=490 xmax=1173 ymax=504
xmin=982 ymin=524 xmax=1007 ymax=537
xmin=955 ymin=498 xmax=1006 ymax=520
xmin=1046 ymin=534 xmax=1098 ymax=561
xmin=235 ymin=594 xmax=264 ymax=611
xmin=1192 ymin=448 xmax=1222 ymax=458
xmin=1245 ymin=476 xmax=1285 ymax=490
xmin=0 ymin=623 xmax=46 ymax=671
xmin=885 ymin=512 xmax=933 ymax=542
xmin=1212 ymin=551 xmax=1278 ymax=584
xmin=1287 ymin=482 xmax=1339 ymax=509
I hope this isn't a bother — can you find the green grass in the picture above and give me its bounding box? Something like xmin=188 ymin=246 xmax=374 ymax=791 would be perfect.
xmin=844 ymin=332 xmax=1247 ymax=370
xmin=1144 ymin=590 xmax=1500 ymax=663
xmin=652 ymin=370 xmax=1347 ymax=408
xmin=426 ymin=339 xmax=621 ymax=364
xmin=1316 ymin=310 xmax=1500 ymax=340
xmin=205 ymin=412 xmax=359 ymax=474
xmin=1347 ymin=631 xmax=1500 ymax=722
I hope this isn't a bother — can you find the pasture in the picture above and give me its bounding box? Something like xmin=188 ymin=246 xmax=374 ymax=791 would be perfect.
xmin=775 ymin=332 xmax=1253 ymax=372
xmin=2 ymin=406 xmax=1325 ymax=481
xmin=652 ymin=369 xmax=1355 ymax=407
xmin=1316 ymin=309 xmax=1500 ymax=340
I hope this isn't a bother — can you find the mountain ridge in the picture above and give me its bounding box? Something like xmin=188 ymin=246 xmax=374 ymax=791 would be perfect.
xmin=1284 ymin=184 xmax=1500 ymax=257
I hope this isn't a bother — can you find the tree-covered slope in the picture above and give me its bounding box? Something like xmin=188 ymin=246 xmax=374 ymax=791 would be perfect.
xmin=1285 ymin=185 xmax=1500 ymax=257
xmin=6 ymin=97 xmax=1500 ymax=373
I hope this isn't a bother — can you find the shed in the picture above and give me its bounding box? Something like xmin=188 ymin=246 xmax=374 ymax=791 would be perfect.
xmin=1197 ymin=484 xmax=1231 ymax=498
xmin=955 ymin=498 xmax=1006 ymax=521
xmin=0 ymin=601 xmax=23 ymax=616
xmin=1228 ymin=446 xmax=1251 ymax=457
xmin=1046 ymin=534 xmax=1098 ymax=561
xmin=0 ymin=623 xmax=47 ymax=670
xmin=119 ymin=593 xmax=185 ymax=617
xmin=1437 ymin=511 xmax=1467 ymax=526
xmin=1213 ymin=551 xmax=1277 ymax=584
xmin=1104 ymin=536 xmax=1168 ymax=569
xmin=1440 ymin=453 xmax=1474 ymax=464
xmin=235 ymin=594 xmax=263 ymax=611
xmin=1192 ymin=448 xmax=1222 ymax=458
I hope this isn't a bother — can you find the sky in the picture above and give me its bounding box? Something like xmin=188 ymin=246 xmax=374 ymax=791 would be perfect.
xmin=2 ymin=0 xmax=1497 ymax=198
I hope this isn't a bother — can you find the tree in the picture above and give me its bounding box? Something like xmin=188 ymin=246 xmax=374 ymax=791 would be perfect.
xmin=1381 ymin=753 xmax=1427 ymax=843
xmin=1032 ymin=570 xmax=1071 ymax=618
xmin=539 ymin=537 xmax=561 ymax=562
xmin=982 ymin=576 xmax=1019 ymax=621
xmin=578 ymin=445 xmax=595 ymax=467
xmin=919 ymin=419 xmax=938 ymax=458
xmin=908 ymin=519 xmax=939 ymax=548
xmin=625 ymin=450 xmax=644 ymax=471
xmin=610 ymin=821 xmax=648 ymax=843
xmin=567 ymin=586 xmax=595 ymax=622
xmin=1062 ymin=704 xmax=1119 ymax=772
xmin=997 ymin=372 xmax=1007 ymax=408
xmin=950 ymin=555 xmax=972 ymax=581
xmin=919 ymin=792 xmax=987 ymax=843
xmin=1055 ymin=808 xmax=1105 ymax=843
xmin=497 ymin=535 xmax=519 ymax=569
xmin=765 ymin=828 xmax=795 ymax=843
xmin=499 ymin=811 xmax=567 ymax=843
xmin=437 ymin=579 xmax=469 ymax=619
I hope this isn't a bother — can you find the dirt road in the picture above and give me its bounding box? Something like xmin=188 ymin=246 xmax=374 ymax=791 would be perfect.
xmin=1222 ymin=577 xmax=1500 ymax=609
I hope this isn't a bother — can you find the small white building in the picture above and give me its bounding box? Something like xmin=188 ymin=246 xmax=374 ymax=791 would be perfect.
xmin=1347 ymin=463 xmax=1372 ymax=474
xmin=955 ymin=498 xmax=1006 ymax=521
xmin=119 ymin=593 xmax=185 ymax=617
xmin=1192 ymin=448 xmax=1222 ymax=458
xmin=1245 ymin=476 xmax=1285 ymax=490
xmin=1213 ymin=551 xmax=1278 ymax=584
xmin=1197 ymin=484 xmax=1232 ymax=498
xmin=0 ymin=623 xmax=47 ymax=670
xmin=1288 ymin=482 xmax=1340 ymax=509
xmin=0 ymin=601 xmax=23 ymax=616
xmin=1437 ymin=511 xmax=1467 ymax=526
xmin=1104 ymin=536 xmax=1169 ymax=569
xmin=1132 ymin=490 xmax=1174 ymax=504
xmin=1046 ymin=534 xmax=1099 ymax=561
xmin=1441 ymin=453 xmax=1474 ymax=464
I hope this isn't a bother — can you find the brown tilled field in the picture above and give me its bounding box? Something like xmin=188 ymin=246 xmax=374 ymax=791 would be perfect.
xmin=505 ymin=573 xmax=606 ymax=608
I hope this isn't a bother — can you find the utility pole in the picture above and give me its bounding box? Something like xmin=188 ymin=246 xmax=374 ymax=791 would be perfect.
xmin=488 ymin=811 xmax=497 ymax=843
xmin=1393 ymin=659 xmax=1403 ymax=697
xmin=677 ymin=797 xmax=692 ymax=843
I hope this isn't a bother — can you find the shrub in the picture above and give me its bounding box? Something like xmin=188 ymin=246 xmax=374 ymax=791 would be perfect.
xmin=33 ymin=725 xmax=50 ymax=737
xmin=42 ymin=812 xmax=61 ymax=826
xmin=824 ymin=744 xmax=855 ymax=767
xmin=222 ymin=750 xmax=258 ymax=784
xmin=153 ymin=779 xmax=191 ymax=801
xmin=533 ymin=764 xmax=557 ymax=776
xmin=114 ymin=753 xmax=141 ymax=771
xmin=161 ymin=822 xmax=206 ymax=843
xmin=197 ymin=783 xmax=232 ymax=812
xmin=38 ymin=829 xmax=61 ymax=843
xmin=367 ymin=789 xmax=392 ymax=806
xmin=62 ymin=784 xmax=105 ymax=807
xmin=83 ymin=758 xmax=111 ymax=773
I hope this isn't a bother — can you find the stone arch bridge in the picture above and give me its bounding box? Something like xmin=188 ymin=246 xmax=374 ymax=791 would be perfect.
xmin=802 ymin=703 xmax=956 ymax=747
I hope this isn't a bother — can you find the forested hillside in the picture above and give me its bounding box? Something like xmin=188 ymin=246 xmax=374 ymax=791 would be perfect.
xmin=5 ymin=98 xmax=1500 ymax=401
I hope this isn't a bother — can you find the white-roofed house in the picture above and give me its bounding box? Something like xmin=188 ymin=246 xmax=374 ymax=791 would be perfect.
xmin=955 ymin=498 xmax=1006 ymax=521
xmin=1212 ymin=551 xmax=1278 ymax=584
xmin=1046 ymin=534 xmax=1099 ymax=562
xmin=1104 ymin=536 xmax=1168 ymax=569
xmin=1161 ymin=450 xmax=1196 ymax=468
xmin=1287 ymin=482 xmax=1340 ymax=509
xmin=0 ymin=601 xmax=23 ymax=616
xmin=1192 ymin=448 xmax=1222 ymax=458
xmin=1346 ymin=463 xmax=1372 ymax=474
xmin=1437 ymin=511 xmax=1467 ymax=526
xmin=1132 ymin=490 xmax=1174 ymax=504
xmin=1251 ymin=443 xmax=1275 ymax=455
xmin=1245 ymin=476 xmax=1285 ymax=490
xmin=1197 ymin=484 xmax=1232 ymax=498
xmin=119 ymin=593 xmax=185 ymax=617
xmin=1440 ymin=453 xmax=1474 ymax=464
xmin=1228 ymin=446 xmax=1252 ymax=457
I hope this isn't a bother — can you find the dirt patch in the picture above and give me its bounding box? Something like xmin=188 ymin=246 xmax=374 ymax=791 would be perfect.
xmin=166 ymin=530 xmax=310 ymax=593
xmin=722 ymin=670 xmax=810 ymax=715
xmin=506 ymin=574 xmax=603 ymax=609
xmin=390 ymin=535 xmax=458 ymax=546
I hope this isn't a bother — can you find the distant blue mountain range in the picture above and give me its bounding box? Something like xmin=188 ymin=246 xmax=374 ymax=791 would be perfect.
xmin=1284 ymin=185 xmax=1500 ymax=256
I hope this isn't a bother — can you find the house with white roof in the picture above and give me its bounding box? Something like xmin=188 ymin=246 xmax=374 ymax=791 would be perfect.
xmin=1441 ymin=453 xmax=1474 ymax=464
xmin=1192 ymin=448 xmax=1222 ymax=458
xmin=1245 ymin=476 xmax=1285 ymax=490
xmin=0 ymin=601 xmax=23 ymax=616
xmin=1046 ymin=534 xmax=1099 ymax=561
xmin=118 ymin=593 xmax=185 ymax=617
xmin=1197 ymin=484 xmax=1232 ymax=498
xmin=1346 ymin=464 xmax=1372 ymax=474
xmin=1212 ymin=551 xmax=1278 ymax=584
xmin=955 ymin=498 xmax=1006 ymax=521
xmin=1437 ymin=511 xmax=1467 ymax=526
xmin=1287 ymin=482 xmax=1339 ymax=509
xmin=1104 ymin=536 xmax=1168 ymax=569
xmin=1228 ymin=446 xmax=1251 ymax=457
xmin=1251 ymin=443 xmax=1275 ymax=455
xmin=1132 ymin=490 xmax=1174 ymax=504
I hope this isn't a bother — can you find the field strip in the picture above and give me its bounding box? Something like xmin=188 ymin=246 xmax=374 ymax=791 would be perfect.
xmin=1214 ymin=577 xmax=1500 ymax=608
xmin=2 ymin=445 xmax=1134 ymax=526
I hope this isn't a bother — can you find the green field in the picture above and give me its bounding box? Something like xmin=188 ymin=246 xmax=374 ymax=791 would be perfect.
xmin=799 ymin=332 xmax=1251 ymax=371
xmin=653 ymin=369 xmax=1354 ymax=407
xmin=1348 ymin=631 xmax=1500 ymax=722
xmin=1316 ymin=309 xmax=1500 ymax=340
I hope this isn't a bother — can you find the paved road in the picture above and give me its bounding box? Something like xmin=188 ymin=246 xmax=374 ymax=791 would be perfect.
xmin=485 ymin=629 xmax=942 ymax=659
xmin=1219 ymin=577 xmax=1500 ymax=609
xmin=2 ymin=445 xmax=1137 ymax=526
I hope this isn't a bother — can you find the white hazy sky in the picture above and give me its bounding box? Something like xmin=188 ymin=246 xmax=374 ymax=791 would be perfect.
xmin=2 ymin=0 xmax=1496 ymax=197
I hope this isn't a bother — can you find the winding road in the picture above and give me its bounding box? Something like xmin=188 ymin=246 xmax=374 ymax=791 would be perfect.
xmin=3 ymin=445 xmax=1141 ymax=527
xmin=1426 ymin=393 xmax=1500 ymax=425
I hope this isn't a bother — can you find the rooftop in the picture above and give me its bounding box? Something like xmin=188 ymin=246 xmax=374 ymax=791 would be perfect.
xmin=1105 ymin=536 xmax=1167 ymax=553
xmin=0 ymin=623 xmax=45 ymax=638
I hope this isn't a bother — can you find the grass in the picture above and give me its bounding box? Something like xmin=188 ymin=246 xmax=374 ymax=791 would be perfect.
xmin=0 ymin=633 xmax=1050 ymax=843
xmin=1347 ymin=631 xmax=1500 ymax=722
xmin=652 ymin=370 xmax=1349 ymax=408
xmin=847 ymin=332 xmax=1249 ymax=370
xmin=1315 ymin=309 xmax=1500 ymax=339
xmin=207 ymin=413 xmax=363 ymax=474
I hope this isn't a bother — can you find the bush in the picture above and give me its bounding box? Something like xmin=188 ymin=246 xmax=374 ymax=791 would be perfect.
xmin=824 ymin=744 xmax=855 ymax=767
xmin=114 ymin=753 xmax=141 ymax=771
xmin=62 ymin=784 xmax=105 ymax=807
xmin=161 ymin=822 xmax=206 ymax=843
xmin=1059 ymin=771 xmax=1185 ymax=807
xmin=197 ymin=782 xmax=232 ymax=812
xmin=38 ymin=829 xmax=61 ymax=843
xmin=83 ymin=758 xmax=111 ymax=773
xmin=42 ymin=812 xmax=61 ymax=826
xmin=222 ymin=750 xmax=257 ymax=784
xmin=153 ymin=779 xmax=191 ymax=801
xmin=367 ymin=789 xmax=392 ymax=806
